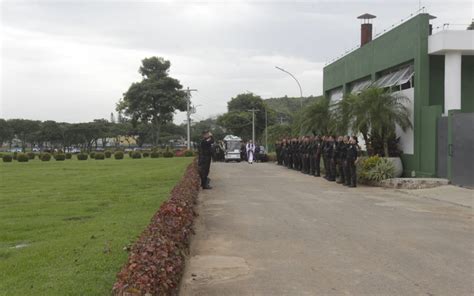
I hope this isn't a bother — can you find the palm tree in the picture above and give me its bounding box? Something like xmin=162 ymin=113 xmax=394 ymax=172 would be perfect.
xmin=300 ymin=97 xmax=331 ymax=135
xmin=345 ymin=87 xmax=412 ymax=157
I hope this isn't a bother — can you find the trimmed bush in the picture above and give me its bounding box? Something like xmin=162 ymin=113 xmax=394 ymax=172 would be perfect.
xmin=114 ymin=151 xmax=124 ymax=160
xmin=77 ymin=153 xmax=88 ymax=161
xmin=2 ymin=155 xmax=13 ymax=163
xmin=89 ymin=152 xmax=96 ymax=159
xmin=65 ymin=153 xmax=72 ymax=159
xmin=113 ymin=161 xmax=200 ymax=295
xmin=131 ymin=151 xmax=142 ymax=159
xmin=184 ymin=150 xmax=194 ymax=157
xmin=150 ymin=151 xmax=160 ymax=158
xmin=54 ymin=154 xmax=66 ymax=161
xmin=41 ymin=153 xmax=52 ymax=161
xmin=128 ymin=151 xmax=133 ymax=158
xmin=27 ymin=152 xmax=36 ymax=160
xmin=17 ymin=153 xmax=29 ymax=162
xmin=13 ymin=152 xmax=18 ymax=160
xmin=142 ymin=152 xmax=150 ymax=158
xmin=94 ymin=152 xmax=105 ymax=160
xmin=104 ymin=150 xmax=112 ymax=158
xmin=163 ymin=151 xmax=174 ymax=158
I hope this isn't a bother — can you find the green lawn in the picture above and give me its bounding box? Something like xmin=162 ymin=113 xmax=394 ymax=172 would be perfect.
xmin=0 ymin=157 xmax=192 ymax=295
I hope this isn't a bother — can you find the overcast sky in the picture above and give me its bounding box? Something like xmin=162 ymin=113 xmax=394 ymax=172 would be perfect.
xmin=1 ymin=0 xmax=472 ymax=124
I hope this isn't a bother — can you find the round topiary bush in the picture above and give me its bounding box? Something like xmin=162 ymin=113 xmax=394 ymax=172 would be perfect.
xmin=54 ymin=154 xmax=66 ymax=161
xmin=27 ymin=152 xmax=36 ymax=159
xmin=2 ymin=155 xmax=13 ymax=162
xmin=150 ymin=151 xmax=160 ymax=158
xmin=89 ymin=152 xmax=96 ymax=159
xmin=17 ymin=153 xmax=29 ymax=162
xmin=95 ymin=152 xmax=105 ymax=160
xmin=163 ymin=151 xmax=174 ymax=158
xmin=143 ymin=151 xmax=150 ymax=158
xmin=114 ymin=151 xmax=124 ymax=160
xmin=41 ymin=153 xmax=52 ymax=161
xmin=104 ymin=150 xmax=112 ymax=158
xmin=65 ymin=153 xmax=72 ymax=159
xmin=13 ymin=152 xmax=18 ymax=160
xmin=77 ymin=153 xmax=88 ymax=161
xmin=184 ymin=150 xmax=194 ymax=157
xmin=131 ymin=151 xmax=142 ymax=159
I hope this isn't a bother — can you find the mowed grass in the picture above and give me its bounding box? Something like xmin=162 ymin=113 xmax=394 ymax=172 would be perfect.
xmin=0 ymin=157 xmax=192 ymax=295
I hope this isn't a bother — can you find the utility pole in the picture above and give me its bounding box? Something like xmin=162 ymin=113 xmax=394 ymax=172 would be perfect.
xmin=248 ymin=108 xmax=259 ymax=144
xmin=185 ymin=87 xmax=197 ymax=150
xmin=265 ymin=108 xmax=268 ymax=152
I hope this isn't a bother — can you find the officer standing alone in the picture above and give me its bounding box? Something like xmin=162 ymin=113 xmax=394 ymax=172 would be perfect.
xmin=198 ymin=130 xmax=214 ymax=189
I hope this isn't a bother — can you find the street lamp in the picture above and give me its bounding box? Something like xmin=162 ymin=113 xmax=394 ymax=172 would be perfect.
xmin=275 ymin=66 xmax=303 ymax=108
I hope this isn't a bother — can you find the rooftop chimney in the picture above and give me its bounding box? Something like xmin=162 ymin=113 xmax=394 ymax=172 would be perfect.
xmin=357 ymin=13 xmax=376 ymax=46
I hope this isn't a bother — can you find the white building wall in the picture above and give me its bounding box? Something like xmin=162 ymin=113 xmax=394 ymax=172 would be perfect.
xmin=394 ymin=88 xmax=414 ymax=154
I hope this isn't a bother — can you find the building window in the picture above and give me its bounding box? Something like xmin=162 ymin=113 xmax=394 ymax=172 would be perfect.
xmin=328 ymin=87 xmax=343 ymax=102
xmin=373 ymin=64 xmax=414 ymax=90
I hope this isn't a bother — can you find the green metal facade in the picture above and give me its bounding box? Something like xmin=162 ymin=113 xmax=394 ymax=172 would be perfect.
xmin=323 ymin=14 xmax=442 ymax=177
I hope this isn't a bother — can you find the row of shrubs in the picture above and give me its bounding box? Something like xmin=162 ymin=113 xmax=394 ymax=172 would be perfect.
xmin=113 ymin=160 xmax=200 ymax=295
xmin=2 ymin=150 xmax=195 ymax=163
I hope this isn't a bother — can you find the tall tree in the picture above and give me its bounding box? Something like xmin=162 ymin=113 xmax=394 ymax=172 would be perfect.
xmin=0 ymin=119 xmax=14 ymax=147
xmin=8 ymin=119 xmax=41 ymax=151
xmin=117 ymin=57 xmax=187 ymax=145
xmin=217 ymin=93 xmax=275 ymax=141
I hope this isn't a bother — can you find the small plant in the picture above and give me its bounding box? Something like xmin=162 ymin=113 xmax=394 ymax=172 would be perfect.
xmin=131 ymin=151 xmax=142 ymax=159
xmin=65 ymin=153 xmax=72 ymax=159
xmin=54 ymin=154 xmax=66 ymax=161
xmin=359 ymin=156 xmax=395 ymax=182
xmin=17 ymin=153 xmax=29 ymax=162
xmin=114 ymin=151 xmax=124 ymax=160
xmin=95 ymin=152 xmax=105 ymax=160
xmin=2 ymin=155 xmax=13 ymax=162
xmin=184 ymin=150 xmax=194 ymax=157
xmin=104 ymin=150 xmax=112 ymax=158
xmin=142 ymin=151 xmax=150 ymax=158
xmin=128 ymin=151 xmax=133 ymax=158
xmin=41 ymin=153 xmax=52 ymax=161
xmin=150 ymin=151 xmax=160 ymax=158
xmin=13 ymin=152 xmax=18 ymax=160
xmin=89 ymin=152 xmax=96 ymax=159
xmin=27 ymin=152 xmax=36 ymax=160
xmin=77 ymin=153 xmax=88 ymax=161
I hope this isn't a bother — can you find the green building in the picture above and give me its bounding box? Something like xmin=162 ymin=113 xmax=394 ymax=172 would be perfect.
xmin=323 ymin=13 xmax=474 ymax=181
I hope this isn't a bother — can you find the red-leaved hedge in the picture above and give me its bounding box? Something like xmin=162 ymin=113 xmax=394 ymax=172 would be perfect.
xmin=113 ymin=160 xmax=200 ymax=296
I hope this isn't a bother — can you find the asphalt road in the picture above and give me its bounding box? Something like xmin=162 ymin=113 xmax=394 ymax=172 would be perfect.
xmin=180 ymin=162 xmax=473 ymax=296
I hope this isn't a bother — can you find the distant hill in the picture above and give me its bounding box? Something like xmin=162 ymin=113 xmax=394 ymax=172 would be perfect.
xmin=264 ymin=95 xmax=322 ymax=123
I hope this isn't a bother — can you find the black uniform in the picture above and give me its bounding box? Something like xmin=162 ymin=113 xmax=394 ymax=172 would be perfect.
xmin=198 ymin=136 xmax=214 ymax=188
xmin=346 ymin=143 xmax=358 ymax=187
xmin=276 ymin=143 xmax=282 ymax=165
xmin=336 ymin=141 xmax=347 ymax=184
xmin=314 ymin=140 xmax=322 ymax=177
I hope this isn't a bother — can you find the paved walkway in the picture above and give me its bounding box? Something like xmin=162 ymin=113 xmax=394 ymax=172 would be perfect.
xmin=180 ymin=162 xmax=473 ymax=296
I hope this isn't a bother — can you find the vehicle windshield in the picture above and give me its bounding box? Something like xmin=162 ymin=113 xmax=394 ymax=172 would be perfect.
xmin=225 ymin=141 xmax=241 ymax=151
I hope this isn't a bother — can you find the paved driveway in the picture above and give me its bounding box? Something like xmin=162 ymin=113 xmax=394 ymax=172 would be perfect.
xmin=180 ymin=162 xmax=473 ymax=296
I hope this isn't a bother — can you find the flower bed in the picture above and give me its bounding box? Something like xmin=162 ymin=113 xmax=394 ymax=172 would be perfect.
xmin=112 ymin=160 xmax=200 ymax=296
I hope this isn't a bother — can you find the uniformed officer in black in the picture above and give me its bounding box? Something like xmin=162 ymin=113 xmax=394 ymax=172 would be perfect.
xmin=346 ymin=136 xmax=359 ymax=187
xmin=198 ymin=130 xmax=214 ymax=189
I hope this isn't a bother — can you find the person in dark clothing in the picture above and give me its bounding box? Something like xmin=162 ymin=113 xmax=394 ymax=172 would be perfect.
xmin=326 ymin=136 xmax=336 ymax=181
xmin=346 ymin=136 xmax=359 ymax=187
xmin=275 ymin=141 xmax=282 ymax=165
xmin=335 ymin=136 xmax=347 ymax=184
xmin=198 ymin=130 xmax=214 ymax=189
xmin=314 ymin=136 xmax=322 ymax=177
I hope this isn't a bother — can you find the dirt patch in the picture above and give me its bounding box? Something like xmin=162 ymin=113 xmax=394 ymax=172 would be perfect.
xmin=184 ymin=255 xmax=250 ymax=286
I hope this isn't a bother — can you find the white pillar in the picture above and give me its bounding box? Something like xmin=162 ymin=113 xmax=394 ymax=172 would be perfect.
xmin=444 ymin=51 xmax=462 ymax=115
